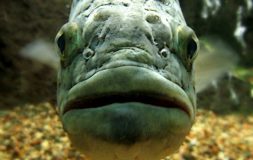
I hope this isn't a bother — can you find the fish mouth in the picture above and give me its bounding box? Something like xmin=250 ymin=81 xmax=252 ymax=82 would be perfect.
xmin=63 ymin=93 xmax=189 ymax=116
xmin=61 ymin=66 xmax=194 ymax=120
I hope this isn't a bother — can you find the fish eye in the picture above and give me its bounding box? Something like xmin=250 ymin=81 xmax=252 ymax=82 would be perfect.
xmin=187 ymin=38 xmax=198 ymax=59
xmin=57 ymin=33 xmax=65 ymax=54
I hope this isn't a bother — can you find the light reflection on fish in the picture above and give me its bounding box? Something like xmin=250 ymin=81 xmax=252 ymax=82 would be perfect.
xmin=19 ymin=0 xmax=236 ymax=160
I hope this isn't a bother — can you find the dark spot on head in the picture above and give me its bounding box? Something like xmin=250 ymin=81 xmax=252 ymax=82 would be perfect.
xmin=123 ymin=2 xmax=129 ymax=7
xmin=146 ymin=14 xmax=161 ymax=24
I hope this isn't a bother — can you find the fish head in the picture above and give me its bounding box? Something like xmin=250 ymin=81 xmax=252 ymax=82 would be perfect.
xmin=55 ymin=0 xmax=199 ymax=159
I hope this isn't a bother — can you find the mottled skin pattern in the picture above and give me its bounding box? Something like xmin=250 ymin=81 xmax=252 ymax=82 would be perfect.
xmin=55 ymin=0 xmax=199 ymax=159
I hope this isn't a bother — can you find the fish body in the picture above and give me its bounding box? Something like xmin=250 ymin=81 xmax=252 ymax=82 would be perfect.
xmin=55 ymin=0 xmax=199 ymax=159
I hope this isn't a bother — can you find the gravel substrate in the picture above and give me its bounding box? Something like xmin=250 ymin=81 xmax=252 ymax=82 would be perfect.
xmin=0 ymin=103 xmax=252 ymax=160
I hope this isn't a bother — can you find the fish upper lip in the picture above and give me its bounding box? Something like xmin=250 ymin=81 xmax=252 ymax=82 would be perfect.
xmin=62 ymin=66 xmax=194 ymax=119
xmin=63 ymin=93 xmax=191 ymax=116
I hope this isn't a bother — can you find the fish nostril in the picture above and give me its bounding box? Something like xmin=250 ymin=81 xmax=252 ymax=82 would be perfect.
xmin=146 ymin=14 xmax=161 ymax=24
xmin=82 ymin=48 xmax=94 ymax=60
xmin=159 ymin=48 xmax=170 ymax=58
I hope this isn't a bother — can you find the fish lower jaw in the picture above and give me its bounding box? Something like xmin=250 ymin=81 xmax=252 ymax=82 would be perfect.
xmin=61 ymin=66 xmax=195 ymax=119
xmin=67 ymin=129 xmax=186 ymax=160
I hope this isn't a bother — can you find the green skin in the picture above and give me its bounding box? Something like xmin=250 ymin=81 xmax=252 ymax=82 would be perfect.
xmin=55 ymin=0 xmax=199 ymax=159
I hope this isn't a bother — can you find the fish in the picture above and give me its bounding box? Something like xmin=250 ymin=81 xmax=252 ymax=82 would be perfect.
xmin=20 ymin=0 xmax=238 ymax=160
xmin=55 ymin=0 xmax=198 ymax=159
